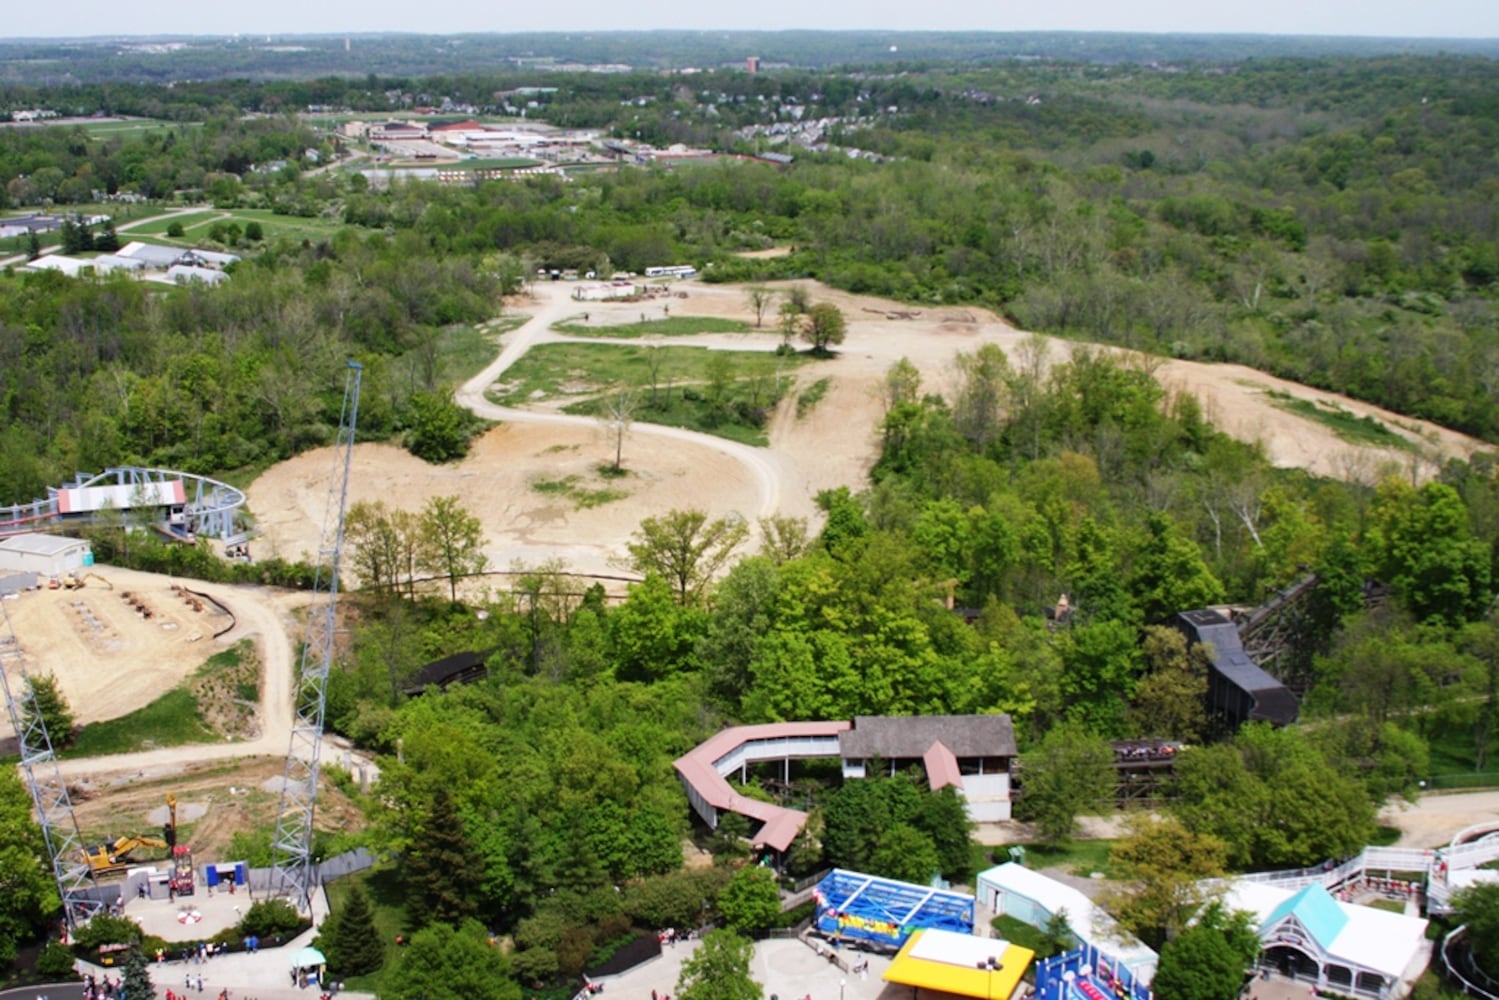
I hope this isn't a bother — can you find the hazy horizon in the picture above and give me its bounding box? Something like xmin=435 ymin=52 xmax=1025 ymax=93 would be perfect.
xmin=6 ymin=1 xmax=1498 ymax=43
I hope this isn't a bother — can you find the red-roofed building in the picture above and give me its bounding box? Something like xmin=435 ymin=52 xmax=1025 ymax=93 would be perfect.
xmin=673 ymin=714 xmax=1017 ymax=857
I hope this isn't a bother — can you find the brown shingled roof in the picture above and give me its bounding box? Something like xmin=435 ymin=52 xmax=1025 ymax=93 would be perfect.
xmin=840 ymin=715 xmax=1017 ymax=760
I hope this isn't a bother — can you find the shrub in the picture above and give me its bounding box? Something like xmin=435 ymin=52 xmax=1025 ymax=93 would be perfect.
xmin=38 ymin=940 xmax=80 ymax=978
xmin=74 ymin=914 xmax=142 ymax=950
xmin=239 ymin=899 xmax=304 ymax=938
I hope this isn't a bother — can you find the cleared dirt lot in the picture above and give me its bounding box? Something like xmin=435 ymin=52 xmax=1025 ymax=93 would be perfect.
xmin=248 ymin=279 xmax=1490 ymax=583
xmin=2 ymin=566 xmax=235 ymax=726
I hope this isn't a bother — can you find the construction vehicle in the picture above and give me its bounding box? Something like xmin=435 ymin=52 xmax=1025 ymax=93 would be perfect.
xmin=61 ymin=574 xmax=80 ymax=589
xmin=164 ymin=794 xmax=194 ymax=896
xmin=81 ymin=835 xmax=169 ymax=876
xmin=83 ymin=573 xmax=113 ymax=590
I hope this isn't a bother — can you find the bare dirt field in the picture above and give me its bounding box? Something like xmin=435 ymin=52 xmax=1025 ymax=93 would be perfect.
xmin=247 ymin=279 xmax=1491 ymax=583
xmin=2 ymin=566 xmax=235 ymax=726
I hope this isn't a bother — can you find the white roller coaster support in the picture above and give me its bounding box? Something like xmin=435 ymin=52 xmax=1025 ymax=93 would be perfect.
xmin=268 ymin=362 xmax=362 ymax=914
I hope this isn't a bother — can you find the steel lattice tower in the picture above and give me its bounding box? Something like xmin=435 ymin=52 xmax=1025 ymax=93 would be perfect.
xmin=269 ymin=361 xmax=362 ymax=913
xmin=0 ymin=602 xmax=101 ymax=927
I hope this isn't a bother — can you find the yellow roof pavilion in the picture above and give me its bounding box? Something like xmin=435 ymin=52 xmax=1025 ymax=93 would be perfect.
xmin=883 ymin=928 xmax=1035 ymax=1000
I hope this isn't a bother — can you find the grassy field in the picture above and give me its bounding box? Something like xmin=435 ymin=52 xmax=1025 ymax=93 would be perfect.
xmin=1425 ymin=727 xmax=1499 ymax=789
xmin=458 ymin=156 xmax=543 ymax=170
xmin=441 ymin=316 xmax=527 ymax=381
xmin=80 ymin=119 xmax=197 ymax=140
xmin=64 ymin=688 xmax=215 ymax=758
xmin=1264 ymin=390 xmax=1413 ymax=451
xmin=553 ymin=316 xmax=754 ymax=338
xmin=1011 ymin=839 xmax=1118 ymax=878
xmin=127 ymin=207 xmax=347 ymax=245
xmin=491 ymin=342 xmax=807 ymax=446
xmin=491 ymin=342 xmax=803 ymax=405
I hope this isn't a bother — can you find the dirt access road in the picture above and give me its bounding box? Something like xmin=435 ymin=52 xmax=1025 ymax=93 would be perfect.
xmin=249 ymin=278 xmax=1490 ymax=584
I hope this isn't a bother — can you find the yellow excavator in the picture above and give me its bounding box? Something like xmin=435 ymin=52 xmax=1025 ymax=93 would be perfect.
xmin=81 ymin=834 xmax=169 ymax=876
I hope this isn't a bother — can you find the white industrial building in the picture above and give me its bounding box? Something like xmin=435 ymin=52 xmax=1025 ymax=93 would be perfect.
xmin=0 ymin=533 xmax=92 ymax=578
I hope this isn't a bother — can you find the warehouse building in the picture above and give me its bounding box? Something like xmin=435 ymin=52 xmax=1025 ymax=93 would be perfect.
xmin=0 ymin=533 xmax=92 ymax=578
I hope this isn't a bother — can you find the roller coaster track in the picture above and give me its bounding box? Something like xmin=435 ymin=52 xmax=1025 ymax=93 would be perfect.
xmin=0 ymin=466 xmax=248 ymax=543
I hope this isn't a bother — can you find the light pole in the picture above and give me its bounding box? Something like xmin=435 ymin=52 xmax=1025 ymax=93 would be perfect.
xmin=978 ymin=956 xmax=1002 ymax=1000
xmin=840 ymin=978 xmax=847 ymax=1000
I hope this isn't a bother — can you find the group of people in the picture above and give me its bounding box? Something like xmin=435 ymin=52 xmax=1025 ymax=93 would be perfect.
xmin=80 ymin=974 xmax=121 ymax=1000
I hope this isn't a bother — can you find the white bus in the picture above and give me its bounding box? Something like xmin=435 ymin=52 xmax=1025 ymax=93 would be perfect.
xmin=644 ymin=264 xmax=697 ymax=278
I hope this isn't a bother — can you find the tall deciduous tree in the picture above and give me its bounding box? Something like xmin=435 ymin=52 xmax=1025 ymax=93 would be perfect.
xmin=746 ymin=285 xmax=775 ymax=328
xmin=1107 ymin=815 xmax=1228 ymax=950
xmin=420 ymin=494 xmax=487 ymax=603
xmin=717 ymin=865 xmax=782 ymax=936
xmin=1455 ymin=882 xmax=1499 ymax=976
xmin=1151 ymin=903 xmax=1258 ymax=1000
xmin=626 ymin=508 xmax=749 ymax=605
xmin=0 ymin=768 xmax=56 ymax=964
xmin=802 ymin=302 xmax=847 ymax=355
xmin=384 ymin=920 xmax=520 ymax=1000
xmin=1131 ymin=626 xmax=1208 ymax=742
xmin=600 ymin=389 xmax=637 ymax=473
xmin=1016 ymin=721 xmax=1114 ymax=843
xmin=677 ymin=930 xmax=760 ymax=1000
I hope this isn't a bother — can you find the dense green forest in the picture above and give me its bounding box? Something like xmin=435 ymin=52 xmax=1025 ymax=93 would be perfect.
xmin=3 ymin=43 xmax=1499 ymax=997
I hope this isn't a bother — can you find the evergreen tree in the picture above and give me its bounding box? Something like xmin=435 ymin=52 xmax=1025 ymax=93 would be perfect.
xmin=325 ymin=883 xmax=384 ymax=976
xmin=95 ymin=219 xmax=121 ymax=253
xmin=121 ymin=946 xmax=155 ymax=1000
xmin=25 ymin=231 xmax=41 ymax=260
xmin=404 ymin=787 xmax=482 ymax=927
xmin=24 ymin=673 xmax=75 ymax=748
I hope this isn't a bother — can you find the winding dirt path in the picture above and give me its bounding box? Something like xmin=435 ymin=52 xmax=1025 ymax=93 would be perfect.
xmin=453 ymin=285 xmax=788 ymax=522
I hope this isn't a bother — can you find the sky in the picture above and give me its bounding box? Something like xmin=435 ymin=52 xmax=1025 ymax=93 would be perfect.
xmin=6 ymin=0 xmax=1498 ymax=39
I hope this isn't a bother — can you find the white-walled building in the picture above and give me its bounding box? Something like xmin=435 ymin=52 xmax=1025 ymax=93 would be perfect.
xmin=0 ymin=533 xmax=91 ymax=578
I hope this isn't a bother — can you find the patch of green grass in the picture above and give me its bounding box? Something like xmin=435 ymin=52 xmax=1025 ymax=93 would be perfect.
xmin=1370 ymin=825 xmax=1402 ymax=847
xmin=991 ymin=914 xmax=1049 ymax=954
xmin=199 ymin=643 xmax=245 ymax=672
xmin=796 ymin=377 xmax=831 ymax=418
xmin=64 ymin=688 xmax=215 ymax=758
xmin=129 ymin=211 xmax=220 ymax=236
xmin=79 ymin=119 xmax=197 ymax=140
xmin=1264 ymin=390 xmax=1411 ymax=450
xmin=1367 ymin=897 xmax=1407 ymax=914
xmin=489 ymin=342 xmax=805 ymax=446
xmin=457 ymin=156 xmax=543 ymax=170
xmin=554 ymin=316 xmax=753 ymax=339
xmin=128 ymin=208 xmax=347 ymax=246
xmin=440 ymin=318 xmax=525 ymax=382
xmin=1012 ymin=839 xmax=1117 ymax=878
xmin=530 ymin=474 xmax=628 ymax=510
xmin=324 ymin=867 xmax=410 ymax=993
xmin=1423 ymin=727 xmax=1499 ymax=789
xmin=533 ymin=475 xmax=578 ymax=495
xmin=491 ymin=342 xmax=800 ymax=402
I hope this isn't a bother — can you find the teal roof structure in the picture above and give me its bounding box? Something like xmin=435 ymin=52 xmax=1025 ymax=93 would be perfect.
xmin=1261 ymin=884 xmax=1348 ymax=948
